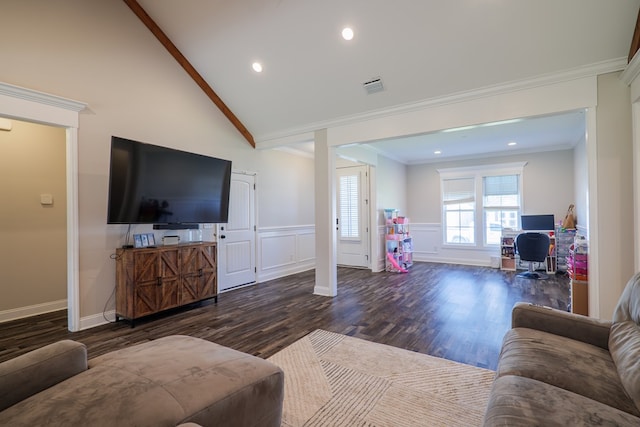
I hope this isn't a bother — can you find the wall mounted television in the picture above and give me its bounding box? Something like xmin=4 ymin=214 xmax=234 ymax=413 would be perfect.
xmin=521 ymin=214 xmax=555 ymax=231
xmin=107 ymin=136 xmax=232 ymax=227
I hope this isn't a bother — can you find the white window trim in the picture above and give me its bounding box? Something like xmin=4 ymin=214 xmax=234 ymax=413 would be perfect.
xmin=438 ymin=162 xmax=527 ymax=248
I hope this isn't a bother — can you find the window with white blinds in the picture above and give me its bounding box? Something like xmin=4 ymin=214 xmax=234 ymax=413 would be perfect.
xmin=439 ymin=162 xmax=525 ymax=247
xmin=339 ymin=174 xmax=359 ymax=238
xmin=442 ymin=177 xmax=475 ymax=244
xmin=483 ymin=175 xmax=520 ymax=245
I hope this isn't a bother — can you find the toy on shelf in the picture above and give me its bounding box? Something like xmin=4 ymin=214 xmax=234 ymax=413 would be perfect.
xmin=384 ymin=209 xmax=413 ymax=273
xmin=386 ymin=252 xmax=408 ymax=273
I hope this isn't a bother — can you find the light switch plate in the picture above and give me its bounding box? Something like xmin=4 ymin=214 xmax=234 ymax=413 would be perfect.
xmin=40 ymin=194 xmax=53 ymax=205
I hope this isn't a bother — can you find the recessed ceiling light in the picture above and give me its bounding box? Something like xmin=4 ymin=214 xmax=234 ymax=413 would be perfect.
xmin=434 ymin=150 xmax=442 ymax=155
xmin=442 ymin=125 xmax=476 ymax=133
xmin=508 ymin=141 xmax=517 ymax=146
xmin=481 ymin=119 xmax=523 ymax=127
xmin=252 ymin=62 xmax=263 ymax=73
xmin=342 ymin=27 xmax=354 ymax=41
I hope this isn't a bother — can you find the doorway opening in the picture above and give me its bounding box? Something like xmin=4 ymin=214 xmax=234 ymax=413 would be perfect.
xmin=0 ymin=82 xmax=85 ymax=331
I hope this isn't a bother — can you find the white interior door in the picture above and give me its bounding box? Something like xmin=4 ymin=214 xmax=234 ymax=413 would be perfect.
xmin=218 ymin=172 xmax=256 ymax=291
xmin=336 ymin=165 xmax=370 ymax=268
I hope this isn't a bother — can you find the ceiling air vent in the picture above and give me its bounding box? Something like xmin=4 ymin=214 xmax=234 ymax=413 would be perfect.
xmin=363 ymin=77 xmax=384 ymax=94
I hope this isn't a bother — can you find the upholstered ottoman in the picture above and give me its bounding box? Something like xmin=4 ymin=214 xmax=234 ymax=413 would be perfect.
xmin=0 ymin=335 xmax=284 ymax=426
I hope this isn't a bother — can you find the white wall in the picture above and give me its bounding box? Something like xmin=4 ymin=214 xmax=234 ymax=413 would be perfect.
xmin=0 ymin=0 xmax=315 ymax=324
xmin=574 ymin=135 xmax=589 ymax=235
xmin=256 ymin=149 xmax=316 ymax=282
xmin=594 ymin=72 xmax=634 ymax=318
xmin=407 ymin=150 xmax=575 ymax=222
xmin=373 ymin=155 xmax=407 ymax=268
xmin=257 ymin=149 xmax=315 ymax=227
xmin=376 ymin=155 xmax=407 ymax=218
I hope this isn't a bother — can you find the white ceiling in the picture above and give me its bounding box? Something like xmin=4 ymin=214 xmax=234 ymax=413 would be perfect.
xmin=136 ymin=0 xmax=638 ymax=163
xmin=366 ymin=110 xmax=587 ymax=164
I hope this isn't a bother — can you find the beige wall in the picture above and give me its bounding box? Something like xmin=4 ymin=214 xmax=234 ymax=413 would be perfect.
xmin=595 ymin=72 xmax=634 ymax=318
xmin=258 ymin=149 xmax=315 ymax=227
xmin=406 ymin=149 xmax=576 ymax=224
xmin=0 ymin=120 xmax=66 ymax=310
xmin=0 ymin=0 xmax=316 ymax=320
xmin=376 ymin=155 xmax=408 ymax=222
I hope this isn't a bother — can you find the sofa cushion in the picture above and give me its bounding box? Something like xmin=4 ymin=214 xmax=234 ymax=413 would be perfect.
xmin=0 ymin=336 xmax=284 ymax=427
xmin=609 ymin=321 xmax=640 ymax=413
xmin=0 ymin=340 xmax=87 ymax=412
xmin=496 ymin=327 xmax=639 ymax=416
xmin=483 ymin=375 xmax=640 ymax=426
xmin=612 ymin=272 xmax=640 ymax=324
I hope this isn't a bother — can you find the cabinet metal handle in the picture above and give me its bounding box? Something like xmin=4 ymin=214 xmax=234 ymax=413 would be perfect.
xmin=157 ymin=277 xmax=162 ymax=286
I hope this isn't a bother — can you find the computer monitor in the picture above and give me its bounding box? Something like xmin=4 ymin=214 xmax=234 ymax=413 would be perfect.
xmin=521 ymin=214 xmax=555 ymax=231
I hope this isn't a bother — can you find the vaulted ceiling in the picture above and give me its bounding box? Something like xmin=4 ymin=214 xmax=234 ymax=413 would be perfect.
xmin=135 ymin=0 xmax=639 ymax=163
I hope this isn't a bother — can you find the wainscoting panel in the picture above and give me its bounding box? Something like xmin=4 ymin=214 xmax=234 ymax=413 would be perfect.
xmin=376 ymin=225 xmax=386 ymax=271
xmin=258 ymin=225 xmax=315 ymax=282
xmin=410 ymin=223 xmax=441 ymax=257
xmin=409 ymin=223 xmax=496 ymax=267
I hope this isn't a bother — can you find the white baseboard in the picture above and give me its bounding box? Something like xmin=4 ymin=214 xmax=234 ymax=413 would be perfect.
xmin=79 ymin=309 xmax=116 ymax=331
xmin=0 ymin=299 xmax=67 ymax=323
xmin=259 ymin=262 xmax=315 ymax=283
xmin=418 ymin=257 xmax=493 ymax=268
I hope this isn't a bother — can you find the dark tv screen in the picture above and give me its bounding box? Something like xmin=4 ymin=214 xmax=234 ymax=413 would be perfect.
xmin=107 ymin=136 xmax=232 ymax=225
xmin=521 ymin=214 xmax=555 ymax=231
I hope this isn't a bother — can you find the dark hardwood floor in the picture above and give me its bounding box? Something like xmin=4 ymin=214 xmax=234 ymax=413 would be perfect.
xmin=0 ymin=262 xmax=570 ymax=370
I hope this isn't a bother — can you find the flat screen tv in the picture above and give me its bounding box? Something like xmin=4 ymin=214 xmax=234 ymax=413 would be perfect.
xmin=521 ymin=214 xmax=555 ymax=231
xmin=107 ymin=136 xmax=232 ymax=226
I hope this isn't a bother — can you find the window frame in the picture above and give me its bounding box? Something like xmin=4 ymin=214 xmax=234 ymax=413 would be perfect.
xmin=338 ymin=173 xmax=360 ymax=240
xmin=438 ymin=162 xmax=526 ymax=248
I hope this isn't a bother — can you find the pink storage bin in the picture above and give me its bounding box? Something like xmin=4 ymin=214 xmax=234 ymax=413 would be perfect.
xmin=574 ymin=259 xmax=588 ymax=270
xmin=574 ymin=253 xmax=588 ymax=262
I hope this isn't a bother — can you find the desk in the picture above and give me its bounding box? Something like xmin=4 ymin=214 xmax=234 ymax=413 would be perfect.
xmin=500 ymin=229 xmax=556 ymax=273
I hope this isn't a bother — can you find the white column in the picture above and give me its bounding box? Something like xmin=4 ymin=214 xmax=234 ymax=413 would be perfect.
xmin=314 ymin=129 xmax=337 ymax=296
xmin=585 ymin=107 xmax=599 ymax=318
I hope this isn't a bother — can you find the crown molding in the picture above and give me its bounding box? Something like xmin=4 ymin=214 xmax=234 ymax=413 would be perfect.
xmin=621 ymin=51 xmax=640 ymax=85
xmin=0 ymin=82 xmax=87 ymax=113
xmin=257 ymin=58 xmax=627 ymax=145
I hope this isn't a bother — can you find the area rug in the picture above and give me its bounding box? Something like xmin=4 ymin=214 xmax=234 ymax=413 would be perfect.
xmin=268 ymin=330 xmax=495 ymax=427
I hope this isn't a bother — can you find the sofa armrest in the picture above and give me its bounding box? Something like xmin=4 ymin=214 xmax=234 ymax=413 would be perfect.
xmin=512 ymin=302 xmax=612 ymax=350
xmin=0 ymin=340 xmax=87 ymax=412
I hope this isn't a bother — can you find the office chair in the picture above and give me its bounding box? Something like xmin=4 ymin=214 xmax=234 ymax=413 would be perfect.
xmin=515 ymin=232 xmax=551 ymax=279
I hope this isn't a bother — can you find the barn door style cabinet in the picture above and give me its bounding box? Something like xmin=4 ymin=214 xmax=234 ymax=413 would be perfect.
xmin=115 ymin=242 xmax=217 ymax=325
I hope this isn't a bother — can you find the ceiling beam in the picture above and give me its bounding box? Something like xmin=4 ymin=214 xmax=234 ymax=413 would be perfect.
xmin=629 ymin=8 xmax=640 ymax=62
xmin=123 ymin=0 xmax=255 ymax=148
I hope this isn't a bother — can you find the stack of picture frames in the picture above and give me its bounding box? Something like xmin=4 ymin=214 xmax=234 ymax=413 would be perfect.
xmin=133 ymin=233 xmax=156 ymax=248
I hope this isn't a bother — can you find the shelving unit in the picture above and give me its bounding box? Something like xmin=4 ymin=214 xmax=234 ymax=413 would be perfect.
xmin=500 ymin=231 xmax=517 ymax=271
xmin=555 ymin=227 xmax=577 ymax=272
xmin=567 ymin=234 xmax=588 ymax=315
xmin=384 ymin=209 xmax=413 ymax=273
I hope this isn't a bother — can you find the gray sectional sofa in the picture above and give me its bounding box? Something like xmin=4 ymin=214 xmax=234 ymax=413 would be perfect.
xmin=0 ymin=335 xmax=284 ymax=426
xmin=483 ymin=272 xmax=640 ymax=426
